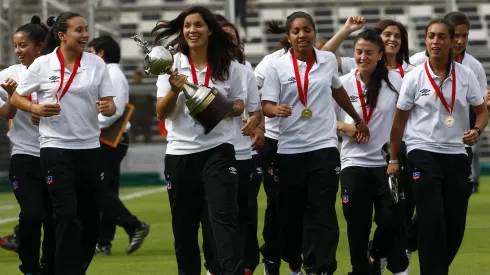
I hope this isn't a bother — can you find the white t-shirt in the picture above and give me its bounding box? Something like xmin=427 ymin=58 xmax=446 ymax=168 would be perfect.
xmin=262 ymin=48 xmax=342 ymax=154
xmin=339 ymin=70 xmax=402 ymax=169
xmin=156 ymin=52 xmax=245 ymax=155
xmin=0 ymin=97 xmax=5 ymax=108
xmin=397 ymin=61 xmax=484 ymax=155
xmin=98 ymin=63 xmax=130 ymax=132
xmin=254 ymin=49 xmax=287 ymax=140
xmin=16 ymin=48 xmax=115 ymax=149
xmin=0 ymin=65 xmax=41 ymax=157
xmin=235 ymin=63 xmax=261 ymax=160
xmin=340 ymin=57 xmax=414 ymax=78
xmin=410 ymin=51 xmax=487 ymax=96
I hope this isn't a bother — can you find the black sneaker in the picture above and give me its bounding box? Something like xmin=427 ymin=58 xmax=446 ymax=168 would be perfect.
xmin=0 ymin=234 xmax=18 ymax=253
xmin=263 ymin=260 xmax=280 ymax=275
xmin=95 ymin=244 xmax=112 ymax=256
xmin=126 ymin=222 xmax=150 ymax=254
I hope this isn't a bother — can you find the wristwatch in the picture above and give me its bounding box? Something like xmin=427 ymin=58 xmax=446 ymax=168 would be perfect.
xmin=355 ymin=119 xmax=363 ymax=127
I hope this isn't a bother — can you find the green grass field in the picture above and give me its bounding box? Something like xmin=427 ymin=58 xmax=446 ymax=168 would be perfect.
xmin=1 ymin=178 xmax=490 ymax=274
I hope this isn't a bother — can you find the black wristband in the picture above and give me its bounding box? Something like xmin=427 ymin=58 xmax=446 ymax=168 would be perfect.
xmin=474 ymin=126 xmax=482 ymax=136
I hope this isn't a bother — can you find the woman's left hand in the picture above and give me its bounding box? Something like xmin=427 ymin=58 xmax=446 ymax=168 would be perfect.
xmin=462 ymin=129 xmax=478 ymax=145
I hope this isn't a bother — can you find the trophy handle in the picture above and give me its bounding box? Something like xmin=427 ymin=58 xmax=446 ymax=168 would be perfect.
xmin=131 ymin=35 xmax=151 ymax=54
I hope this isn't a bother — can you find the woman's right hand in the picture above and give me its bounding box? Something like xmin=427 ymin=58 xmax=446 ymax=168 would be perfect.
xmin=344 ymin=16 xmax=366 ymax=33
xmin=31 ymin=103 xmax=61 ymax=117
xmin=386 ymin=163 xmax=400 ymax=176
xmin=169 ymin=69 xmax=186 ymax=93
xmin=274 ymin=104 xmax=293 ymax=117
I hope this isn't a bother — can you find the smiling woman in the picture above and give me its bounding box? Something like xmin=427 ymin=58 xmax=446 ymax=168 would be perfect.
xmin=10 ymin=11 xmax=117 ymax=275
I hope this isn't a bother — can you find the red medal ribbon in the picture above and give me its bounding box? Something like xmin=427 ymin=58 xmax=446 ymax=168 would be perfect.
xmin=56 ymin=48 xmax=82 ymax=102
xmin=355 ymin=69 xmax=374 ymax=124
xmin=291 ymin=50 xmax=315 ymax=107
xmin=188 ymin=57 xmax=210 ymax=86
xmin=27 ymin=95 xmax=32 ymax=102
xmin=424 ymin=61 xmax=456 ymax=115
xmin=396 ymin=63 xmax=404 ymax=78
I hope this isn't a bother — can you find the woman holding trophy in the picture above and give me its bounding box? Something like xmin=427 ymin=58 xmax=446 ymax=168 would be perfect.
xmin=151 ymin=6 xmax=246 ymax=275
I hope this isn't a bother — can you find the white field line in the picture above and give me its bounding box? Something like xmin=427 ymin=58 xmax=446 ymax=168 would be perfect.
xmin=0 ymin=186 xmax=166 ymax=225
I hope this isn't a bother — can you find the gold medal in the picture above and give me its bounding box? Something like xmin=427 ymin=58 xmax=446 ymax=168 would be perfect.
xmin=301 ymin=108 xmax=312 ymax=119
xmin=445 ymin=115 xmax=455 ymax=127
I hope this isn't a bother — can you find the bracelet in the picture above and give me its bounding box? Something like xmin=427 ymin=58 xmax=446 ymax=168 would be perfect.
xmin=474 ymin=126 xmax=482 ymax=136
xmin=355 ymin=119 xmax=363 ymax=127
xmin=257 ymin=125 xmax=265 ymax=132
xmin=389 ymin=160 xmax=399 ymax=164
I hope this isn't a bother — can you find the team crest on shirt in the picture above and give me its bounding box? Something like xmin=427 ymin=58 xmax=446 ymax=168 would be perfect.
xmin=419 ymin=89 xmax=430 ymax=96
xmin=349 ymin=95 xmax=358 ymax=102
xmin=342 ymin=194 xmax=349 ymax=204
xmin=46 ymin=176 xmax=53 ymax=185
xmin=287 ymin=76 xmax=296 ymax=84
xmin=11 ymin=180 xmax=19 ymax=191
xmin=49 ymin=76 xmax=60 ymax=83
xmin=412 ymin=172 xmax=420 ymax=180
xmin=256 ymin=167 xmax=263 ymax=175
xmin=166 ymin=180 xmax=172 ymax=190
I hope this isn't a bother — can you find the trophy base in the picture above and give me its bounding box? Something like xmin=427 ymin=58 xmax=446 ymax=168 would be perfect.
xmin=189 ymin=88 xmax=234 ymax=134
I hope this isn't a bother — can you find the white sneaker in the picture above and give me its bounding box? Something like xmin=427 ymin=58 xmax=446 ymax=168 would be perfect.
xmin=206 ymin=271 xmax=213 ymax=275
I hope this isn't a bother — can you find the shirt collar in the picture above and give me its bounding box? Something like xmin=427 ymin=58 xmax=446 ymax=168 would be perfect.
xmin=285 ymin=47 xmax=330 ymax=66
xmin=48 ymin=47 xmax=93 ymax=72
xmin=179 ymin=53 xmax=209 ymax=73
xmin=425 ymin=60 xmax=455 ymax=80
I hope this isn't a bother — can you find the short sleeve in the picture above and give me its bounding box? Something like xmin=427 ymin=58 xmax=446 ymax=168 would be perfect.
xmin=156 ymin=74 xmax=171 ymax=98
xmin=244 ymin=69 xmax=261 ymax=112
xmin=0 ymin=97 xmax=5 ymax=108
xmin=397 ymin=74 xmax=417 ymax=111
xmin=467 ymin=70 xmax=485 ymax=106
xmin=254 ymin=56 xmax=271 ymax=88
xmin=261 ymin=65 xmax=281 ymax=103
xmin=340 ymin=57 xmax=356 ymax=76
xmin=17 ymin=60 xmax=41 ymax=97
xmin=228 ymin=63 xmax=246 ymax=101
xmin=475 ymin=63 xmax=488 ymax=98
xmin=98 ymin=65 xmax=116 ymax=98
xmin=331 ymin=73 xmax=342 ymax=89
xmin=409 ymin=52 xmax=428 ymax=67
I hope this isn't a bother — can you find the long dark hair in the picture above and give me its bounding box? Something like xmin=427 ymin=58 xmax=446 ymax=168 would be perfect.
xmin=375 ymin=20 xmax=410 ymax=66
xmin=267 ymin=12 xmax=316 ymax=53
xmin=16 ymin=16 xmax=49 ymax=46
xmin=424 ymin=19 xmax=455 ymax=72
xmin=354 ymin=28 xmax=397 ymax=108
xmin=151 ymin=6 xmax=237 ymax=82
xmin=214 ymin=15 xmax=245 ymax=64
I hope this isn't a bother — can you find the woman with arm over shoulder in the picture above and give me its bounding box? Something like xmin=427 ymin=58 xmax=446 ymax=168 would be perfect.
xmin=151 ymin=6 xmax=245 ymax=275
xmin=387 ymin=19 xmax=488 ymax=275
xmin=11 ymin=12 xmax=116 ymax=275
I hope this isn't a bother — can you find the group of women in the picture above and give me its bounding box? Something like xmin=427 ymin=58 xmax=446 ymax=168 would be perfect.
xmin=151 ymin=6 xmax=488 ymax=275
xmin=0 ymin=5 xmax=488 ymax=275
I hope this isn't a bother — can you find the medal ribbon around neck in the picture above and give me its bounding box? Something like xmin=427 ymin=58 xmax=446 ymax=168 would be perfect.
xmin=396 ymin=63 xmax=404 ymax=78
xmin=424 ymin=61 xmax=456 ymax=116
xmin=291 ymin=50 xmax=315 ymax=109
xmin=355 ymin=69 xmax=374 ymax=124
xmin=188 ymin=57 xmax=210 ymax=86
xmin=55 ymin=48 xmax=82 ymax=102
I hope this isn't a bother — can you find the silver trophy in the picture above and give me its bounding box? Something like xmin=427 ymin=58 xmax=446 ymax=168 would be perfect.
xmin=132 ymin=35 xmax=233 ymax=134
